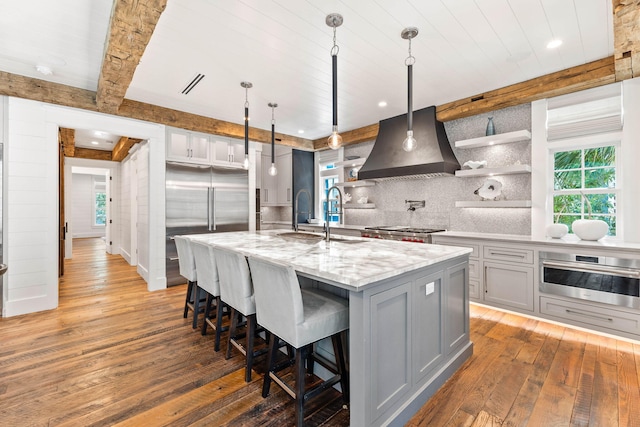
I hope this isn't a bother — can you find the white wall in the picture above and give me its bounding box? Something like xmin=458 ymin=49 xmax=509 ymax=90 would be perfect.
xmin=136 ymin=142 xmax=150 ymax=282
xmin=120 ymin=154 xmax=133 ymax=264
xmin=71 ymin=173 xmax=106 ymax=238
xmin=3 ymin=97 xmax=166 ymax=317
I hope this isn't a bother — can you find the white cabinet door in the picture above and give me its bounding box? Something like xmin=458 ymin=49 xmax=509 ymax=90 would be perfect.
xmin=261 ymin=154 xmax=277 ymax=206
xmin=483 ymin=260 xmax=534 ymax=311
xmin=167 ymin=130 xmax=210 ymax=164
xmin=212 ymin=138 xmax=245 ymax=168
xmin=276 ymin=152 xmax=292 ymax=205
xmin=189 ymin=134 xmax=210 ymax=163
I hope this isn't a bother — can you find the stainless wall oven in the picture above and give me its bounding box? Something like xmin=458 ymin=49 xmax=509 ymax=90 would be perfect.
xmin=540 ymin=251 xmax=640 ymax=309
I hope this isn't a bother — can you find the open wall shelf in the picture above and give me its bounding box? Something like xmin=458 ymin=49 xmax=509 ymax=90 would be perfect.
xmin=454 ymin=130 xmax=531 ymax=149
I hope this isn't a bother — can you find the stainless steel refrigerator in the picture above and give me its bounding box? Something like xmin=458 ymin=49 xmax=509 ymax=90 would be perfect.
xmin=165 ymin=162 xmax=249 ymax=285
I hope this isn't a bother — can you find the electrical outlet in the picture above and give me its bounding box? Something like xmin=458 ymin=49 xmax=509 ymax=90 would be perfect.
xmin=425 ymin=281 xmax=435 ymax=295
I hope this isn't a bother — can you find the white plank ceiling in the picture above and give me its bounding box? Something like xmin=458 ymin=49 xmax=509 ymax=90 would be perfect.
xmin=0 ymin=0 xmax=614 ymax=141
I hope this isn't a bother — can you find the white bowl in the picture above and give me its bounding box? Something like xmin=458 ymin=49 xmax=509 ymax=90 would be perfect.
xmin=546 ymin=223 xmax=568 ymax=238
xmin=572 ymin=219 xmax=609 ymax=241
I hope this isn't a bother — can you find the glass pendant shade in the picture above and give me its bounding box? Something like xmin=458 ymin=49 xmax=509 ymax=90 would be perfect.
xmin=327 ymin=126 xmax=343 ymax=150
xmin=402 ymin=130 xmax=417 ymax=152
xmin=268 ymin=163 xmax=278 ymax=176
xmin=242 ymin=154 xmax=250 ymax=169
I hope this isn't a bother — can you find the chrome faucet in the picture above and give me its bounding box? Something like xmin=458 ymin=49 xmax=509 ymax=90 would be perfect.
xmin=294 ymin=188 xmax=312 ymax=232
xmin=325 ymin=185 xmax=344 ymax=243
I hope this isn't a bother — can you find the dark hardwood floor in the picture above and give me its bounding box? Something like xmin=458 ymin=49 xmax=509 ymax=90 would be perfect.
xmin=1 ymin=238 xmax=639 ymax=426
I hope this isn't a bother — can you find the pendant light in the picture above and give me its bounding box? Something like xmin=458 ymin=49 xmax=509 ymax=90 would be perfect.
xmin=401 ymin=27 xmax=418 ymax=152
xmin=241 ymin=81 xmax=252 ymax=169
xmin=326 ymin=13 xmax=343 ymax=150
xmin=268 ymin=102 xmax=278 ymax=176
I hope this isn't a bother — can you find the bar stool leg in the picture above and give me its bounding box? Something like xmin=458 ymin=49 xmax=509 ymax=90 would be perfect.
xmin=192 ymin=287 xmax=201 ymax=329
xmin=201 ymin=292 xmax=213 ymax=335
xmin=262 ymin=335 xmax=279 ymax=398
xmin=332 ymin=332 xmax=349 ymax=403
xmin=183 ymin=281 xmax=194 ymax=318
xmin=226 ymin=308 xmax=238 ymax=360
xmin=214 ymin=298 xmax=224 ymax=352
xmin=245 ymin=314 xmax=257 ymax=382
xmin=295 ymin=345 xmax=308 ymax=427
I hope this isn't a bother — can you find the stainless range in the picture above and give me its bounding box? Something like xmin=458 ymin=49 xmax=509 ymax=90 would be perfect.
xmin=360 ymin=226 xmax=446 ymax=243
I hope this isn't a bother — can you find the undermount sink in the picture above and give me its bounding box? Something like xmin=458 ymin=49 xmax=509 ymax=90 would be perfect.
xmin=276 ymin=232 xmax=366 ymax=244
xmin=277 ymin=232 xmax=324 ymax=242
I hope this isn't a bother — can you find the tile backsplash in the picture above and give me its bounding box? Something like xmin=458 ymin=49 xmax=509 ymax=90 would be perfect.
xmin=343 ymin=104 xmax=532 ymax=235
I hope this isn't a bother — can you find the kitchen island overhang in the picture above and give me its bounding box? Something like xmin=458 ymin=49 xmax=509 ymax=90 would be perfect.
xmin=187 ymin=230 xmax=473 ymax=426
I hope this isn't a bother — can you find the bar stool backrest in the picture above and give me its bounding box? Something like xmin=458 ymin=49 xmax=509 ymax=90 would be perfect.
xmin=247 ymin=256 xmax=304 ymax=347
xmin=212 ymin=246 xmax=255 ymax=316
xmin=190 ymin=241 xmax=220 ymax=297
xmin=174 ymin=236 xmax=197 ymax=282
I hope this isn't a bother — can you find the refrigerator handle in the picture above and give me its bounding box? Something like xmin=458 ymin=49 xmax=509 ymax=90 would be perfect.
xmin=211 ymin=187 xmax=217 ymax=231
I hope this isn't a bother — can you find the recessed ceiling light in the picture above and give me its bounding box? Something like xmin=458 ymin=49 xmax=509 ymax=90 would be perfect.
xmin=94 ymin=131 xmax=105 ymax=137
xmin=298 ymin=130 xmax=305 ymax=134
xmin=91 ymin=141 xmax=100 ymax=145
xmin=547 ymin=39 xmax=562 ymax=49
xmin=378 ymin=101 xmax=387 ymax=107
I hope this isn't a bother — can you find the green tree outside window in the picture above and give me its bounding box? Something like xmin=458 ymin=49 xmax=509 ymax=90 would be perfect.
xmin=553 ymin=146 xmax=616 ymax=235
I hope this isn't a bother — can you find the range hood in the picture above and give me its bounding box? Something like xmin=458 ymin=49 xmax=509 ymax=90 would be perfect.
xmin=358 ymin=106 xmax=460 ymax=180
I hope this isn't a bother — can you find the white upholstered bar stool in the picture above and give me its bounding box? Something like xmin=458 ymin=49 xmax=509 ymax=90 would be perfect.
xmin=212 ymin=246 xmax=265 ymax=382
xmin=190 ymin=241 xmax=227 ymax=351
xmin=247 ymin=256 xmax=349 ymax=427
xmin=173 ymin=236 xmax=200 ymax=329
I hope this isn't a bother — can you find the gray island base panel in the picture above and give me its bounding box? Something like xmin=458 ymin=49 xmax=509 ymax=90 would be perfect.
xmin=187 ymin=230 xmax=473 ymax=426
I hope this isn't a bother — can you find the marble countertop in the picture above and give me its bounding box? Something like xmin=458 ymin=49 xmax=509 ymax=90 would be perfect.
xmin=433 ymin=231 xmax=640 ymax=252
xmin=186 ymin=230 xmax=472 ymax=291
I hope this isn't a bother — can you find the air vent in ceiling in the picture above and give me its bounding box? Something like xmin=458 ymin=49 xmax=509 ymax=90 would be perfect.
xmin=181 ymin=73 xmax=205 ymax=95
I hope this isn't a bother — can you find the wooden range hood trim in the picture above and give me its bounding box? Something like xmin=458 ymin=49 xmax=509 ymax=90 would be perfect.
xmin=312 ymin=56 xmax=615 ymax=150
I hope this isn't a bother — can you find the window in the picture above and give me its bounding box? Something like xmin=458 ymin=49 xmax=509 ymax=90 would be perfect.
xmin=552 ymin=144 xmax=617 ymax=236
xmin=93 ymin=177 xmax=107 ymax=227
xmin=317 ymin=150 xmax=341 ymax=222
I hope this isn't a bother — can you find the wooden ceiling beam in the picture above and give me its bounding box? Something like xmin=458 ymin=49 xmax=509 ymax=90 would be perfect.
xmin=112 ymin=137 xmax=143 ymax=162
xmin=436 ymin=56 xmax=615 ymax=122
xmin=96 ymin=0 xmax=168 ymax=114
xmin=73 ymin=147 xmax=113 ymax=161
xmin=613 ymin=0 xmax=640 ymax=80
xmin=0 ymin=72 xmax=314 ymax=150
xmin=59 ymin=127 xmax=76 ymax=157
xmin=117 ymin=99 xmax=314 ymax=150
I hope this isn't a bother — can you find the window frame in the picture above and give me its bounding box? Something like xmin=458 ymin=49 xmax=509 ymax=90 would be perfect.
xmin=547 ymin=134 xmax=622 ymax=238
xmin=315 ymin=149 xmax=343 ymax=223
xmin=93 ymin=177 xmax=107 ymax=228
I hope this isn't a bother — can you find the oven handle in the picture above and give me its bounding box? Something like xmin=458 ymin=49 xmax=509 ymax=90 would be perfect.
xmin=541 ymin=260 xmax=640 ymax=279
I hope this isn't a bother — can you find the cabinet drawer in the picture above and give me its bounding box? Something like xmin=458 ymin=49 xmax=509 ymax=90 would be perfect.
xmin=483 ymin=246 xmax=533 ymax=264
xmin=432 ymin=238 xmax=479 ymax=259
xmin=540 ymin=296 xmax=640 ymax=336
xmin=469 ymin=259 xmax=479 ymax=280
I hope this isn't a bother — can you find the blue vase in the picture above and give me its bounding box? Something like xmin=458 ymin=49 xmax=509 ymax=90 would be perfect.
xmin=486 ymin=117 xmax=495 ymax=136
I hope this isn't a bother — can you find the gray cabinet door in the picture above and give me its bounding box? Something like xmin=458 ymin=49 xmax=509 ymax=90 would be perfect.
xmin=484 ymin=260 xmax=534 ymax=311
xmin=370 ymin=282 xmax=412 ymax=421
xmin=412 ymin=272 xmax=444 ymax=383
xmin=445 ymin=261 xmax=469 ymax=355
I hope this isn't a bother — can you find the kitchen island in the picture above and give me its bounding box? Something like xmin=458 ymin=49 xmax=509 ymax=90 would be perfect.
xmin=188 ymin=230 xmax=473 ymax=426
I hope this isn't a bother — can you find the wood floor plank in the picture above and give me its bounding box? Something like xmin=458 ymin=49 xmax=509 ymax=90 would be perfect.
xmin=615 ymin=340 xmax=640 ymax=427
